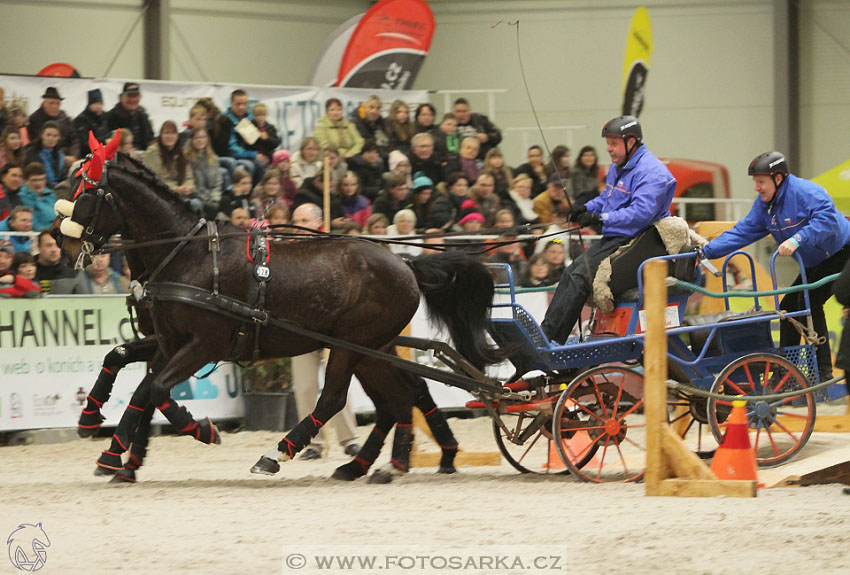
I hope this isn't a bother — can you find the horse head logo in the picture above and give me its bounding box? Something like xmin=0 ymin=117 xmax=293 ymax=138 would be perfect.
xmin=6 ymin=523 xmax=51 ymax=572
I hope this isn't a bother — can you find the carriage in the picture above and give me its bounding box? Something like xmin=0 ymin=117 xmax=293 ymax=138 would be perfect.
xmin=465 ymin=243 xmax=830 ymax=483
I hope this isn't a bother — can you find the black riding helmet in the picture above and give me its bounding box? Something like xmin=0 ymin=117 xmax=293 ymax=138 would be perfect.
xmin=748 ymin=151 xmax=788 ymax=190
xmin=601 ymin=115 xmax=642 ymax=163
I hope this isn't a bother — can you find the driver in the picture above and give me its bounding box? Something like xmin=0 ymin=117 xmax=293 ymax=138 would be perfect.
xmin=701 ymin=152 xmax=850 ymax=382
xmin=540 ymin=116 xmax=677 ymax=345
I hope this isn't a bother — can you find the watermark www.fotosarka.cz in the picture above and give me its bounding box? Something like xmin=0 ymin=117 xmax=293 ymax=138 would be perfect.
xmin=281 ymin=545 xmax=567 ymax=574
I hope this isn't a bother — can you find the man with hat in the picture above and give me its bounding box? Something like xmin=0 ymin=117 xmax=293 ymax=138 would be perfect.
xmin=107 ymin=82 xmax=154 ymax=151
xmin=27 ymin=86 xmax=79 ymax=164
xmin=540 ymin=115 xmax=676 ymax=345
xmin=701 ymin=152 xmax=850 ymax=382
xmin=74 ymin=89 xmax=111 ymax=156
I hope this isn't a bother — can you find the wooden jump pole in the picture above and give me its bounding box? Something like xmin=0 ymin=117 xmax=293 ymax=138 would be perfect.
xmin=322 ymin=155 xmax=331 ymax=232
xmin=643 ymin=259 xmax=757 ymax=497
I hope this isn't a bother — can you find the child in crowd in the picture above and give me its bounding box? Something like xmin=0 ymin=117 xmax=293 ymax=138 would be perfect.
xmin=0 ymin=127 xmax=25 ymax=169
xmin=218 ymin=168 xmax=255 ymax=219
xmin=520 ymin=253 xmax=555 ymax=287
xmin=542 ymin=239 xmax=567 ymax=281
xmin=0 ymin=241 xmax=40 ymax=298
xmin=438 ymin=113 xmax=459 ymax=160
xmin=364 ymin=213 xmax=389 ymax=236
xmin=184 ymin=127 xmax=223 ymax=220
xmin=17 ymin=162 xmax=57 ymax=231
xmin=291 ymin=137 xmax=321 ymax=186
xmin=337 ymin=171 xmax=371 ymax=228
xmin=386 ymin=99 xmax=414 ymax=157
xmin=180 ymin=104 xmax=208 ymax=148
xmin=250 ymin=103 xmax=281 ymax=164
xmin=346 ymin=139 xmax=385 ymax=202
xmin=271 ymin=150 xmax=298 ymax=209
xmin=251 ymin=169 xmax=284 ymax=219
xmin=483 ymin=147 xmax=513 ymax=200
xmin=25 ymin=121 xmax=65 ymax=187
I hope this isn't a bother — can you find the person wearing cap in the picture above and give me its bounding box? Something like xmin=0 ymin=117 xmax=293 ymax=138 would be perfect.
xmin=26 ymin=86 xmax=79 ymax=163
xmin=107 ymin=82 xmax=155 ymax=151
xmin=407 ymin=173 xmax=439 ymax=231
xmin=270 ymin=150 xmax=297 ymax=208
xmin=540 ymin=115 xmax=676 ymax=345
xmin=701 ymin=152 xmax=850 ymax=382
xmin=74 ymin=89 xmax=110 ymax=156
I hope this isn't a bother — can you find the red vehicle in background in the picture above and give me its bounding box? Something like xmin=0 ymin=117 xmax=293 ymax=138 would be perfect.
xmin=662 ymin=158 xmax=731 ymax=222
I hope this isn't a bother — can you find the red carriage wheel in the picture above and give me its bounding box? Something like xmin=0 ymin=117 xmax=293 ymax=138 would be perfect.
xmin=552 ymin=366 xmax=646 ymax=483
xmin=707 ymin=353 xmax=815 ymax=467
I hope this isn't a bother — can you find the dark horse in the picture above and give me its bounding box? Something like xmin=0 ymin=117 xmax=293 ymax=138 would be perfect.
xmin=57 ymin=146 xmax=502 ymax=482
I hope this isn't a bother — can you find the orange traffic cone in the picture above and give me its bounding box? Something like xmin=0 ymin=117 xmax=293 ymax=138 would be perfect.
xmin=543 ymin=440 xmax=566 ymax=470
xmin=710 ymin=400 xmax=758 ymax=481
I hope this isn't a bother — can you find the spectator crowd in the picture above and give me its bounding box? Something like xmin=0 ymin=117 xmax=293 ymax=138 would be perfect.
xmin=0 ymin=82 xmax=609 ymax=297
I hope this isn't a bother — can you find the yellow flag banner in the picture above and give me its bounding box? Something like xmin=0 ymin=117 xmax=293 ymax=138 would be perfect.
xmin=812 ymin=159 xmax=850 ymax=216
xmin=621 ymin=6 xmax=653 ymax=117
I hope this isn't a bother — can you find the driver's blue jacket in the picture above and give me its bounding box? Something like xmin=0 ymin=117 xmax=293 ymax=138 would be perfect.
xmin=703 ymin=174 xmax=850 ymax=267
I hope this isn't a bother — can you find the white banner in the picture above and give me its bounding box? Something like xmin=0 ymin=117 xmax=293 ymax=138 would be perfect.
xmin=0 ymin=296 xmax=243 ymax=431
xmin=0 ymin=74 xmax=427 ymax=155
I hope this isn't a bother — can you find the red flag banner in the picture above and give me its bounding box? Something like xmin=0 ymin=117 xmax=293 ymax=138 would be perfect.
xmin=336 ymin=0 xmax=435 ymax=90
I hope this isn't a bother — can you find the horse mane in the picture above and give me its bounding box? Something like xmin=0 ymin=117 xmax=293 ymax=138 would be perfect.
xmin=109 ymin=155 xmax=198 ymax=220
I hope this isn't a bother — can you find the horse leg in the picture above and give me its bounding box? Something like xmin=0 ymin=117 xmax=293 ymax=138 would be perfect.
xmin=331 ymin=392 xmax=396 ymax=481
xmin=145 ymin=338 xmax=221 ymax=445
xmin=110 ymin=403 xmax=156 ymax=484
xmin=251 ymin=348 xmax=361 ymax=475
xmin=78 ymin=337 xmax=158 ymax=437
xmin=411 ymin=376 xmax=459 ymax=474
xmin=95 ymin=370 xmax=157 ymax=474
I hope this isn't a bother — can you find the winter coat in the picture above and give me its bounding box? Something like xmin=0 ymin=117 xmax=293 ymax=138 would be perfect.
xmin=27 ymin=108 xmax=79 ymax=158
xmin=188 ymin=156 xmax=224 ymax=220
xmin=106 ymin=103 xmax=155 ymax=151
xmin=250 ymin=121 xmax=282 ymax=161
xmin=703 ymin=174 xmax=850 ymax=267
xmin=585 ymin=144 xmax=676 ymax=239
xmin=340 ymin=194 xmax=372 ymax=228
xmin=313 ymin=115 xmax=364 ymax=157
xmin=224 ymin=110 xmax=258 ymax=160
xmin=25 ymin=143 xmax=65 ymax=187
xmin=455 ymin=113 xmax=501 ymax=159
xmin=347 ymin=154 xmax=385 ymax=201
xmin=143 ymin=142 xmax=194 ymax=191
xmin=74 ymin=108 xmax=111 ymax=156
xmin=17 ymin=184 xmax=58 ymax=231
xmin=289 ymin=151 xmax=322 ymax=187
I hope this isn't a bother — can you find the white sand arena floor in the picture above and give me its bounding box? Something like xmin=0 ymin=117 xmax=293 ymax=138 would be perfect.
xmin=1 ymin=416 xmax=850 ymax=575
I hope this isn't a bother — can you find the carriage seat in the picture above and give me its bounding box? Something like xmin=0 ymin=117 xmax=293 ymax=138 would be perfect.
xmin=614 ymin=248 xmax=699 ymax=303
xmin=683 ymin=309 xmax=775 ymax=356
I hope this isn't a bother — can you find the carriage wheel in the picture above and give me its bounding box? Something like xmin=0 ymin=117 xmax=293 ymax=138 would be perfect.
xmin=707 ymin=353 xmax=816 ymax=467
xmin=492 ymin=413 xmax=568 ymax=475
xmin=667 ymin=387 xmax=718 ymax=459
xmin=552 ymin=366 xmax=646 ymax=483
xmin=492 ymin=381 xmax=593 ymax=475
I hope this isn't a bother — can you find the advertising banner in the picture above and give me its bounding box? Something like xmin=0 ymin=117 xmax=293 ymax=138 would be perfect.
xmin=0 ymin=296 xmax=243 ymax=431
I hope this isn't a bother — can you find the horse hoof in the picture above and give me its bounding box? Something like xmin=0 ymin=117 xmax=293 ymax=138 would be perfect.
xmin=250 ymin=456 xmax=280 ymax=476
xmin=109 ymin=469 xmax=137 ymax=484
xmin=332 ymin=461 xmax=366 ymax=482
xmin=96 ymin=451 xmax=123 ymax=472
xmin=78 ymin=412 xmax=105 ymax=437
xmin=198 ymin=417 xmax=222 ymax=445
xmin=437 ymin=466 xmax=457 ymax=474
xmin=367 ymin=469 xmax=394 ymax=484
xmin=77 ymin=425 xmax=100 ymax=438
xmin=94 ymin=466 xmax=116 ymax=476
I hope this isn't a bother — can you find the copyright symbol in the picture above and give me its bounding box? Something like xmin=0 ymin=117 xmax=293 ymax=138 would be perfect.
xmin=285 ymin=553 xmax=307 ymax=569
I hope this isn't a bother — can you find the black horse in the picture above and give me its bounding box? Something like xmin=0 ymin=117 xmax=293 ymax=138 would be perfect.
xmin=58 ymin=146 xmax=502 ymax=482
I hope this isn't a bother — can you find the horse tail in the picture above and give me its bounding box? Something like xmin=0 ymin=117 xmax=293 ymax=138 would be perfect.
xmin=408 ymin=251 xmax=504 ymax=370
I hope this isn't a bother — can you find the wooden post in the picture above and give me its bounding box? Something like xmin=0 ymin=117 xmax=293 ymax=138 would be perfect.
xmin=322 ymin=155 xmax=331 ymax=232
xmin=644 ymin=259 xmax=670 ymax=494
xmin=643 ymin=259 xmax=757 ymax=497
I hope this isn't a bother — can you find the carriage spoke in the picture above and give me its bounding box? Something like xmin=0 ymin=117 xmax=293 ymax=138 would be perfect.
xmin=763 ymin=427 xmax=781 ymax=456
xmin=611 ymin=377 xmax=625 ymax=419
xmin=595 ymin=437 xmax=612 ymax=482
xmin=591 ymin=380 xmax=610 ymax=419
xmin=766 ymin=416 xmax=801 ymax=443
xmin=616 ymin=398 xmax=644 ymax=422
xmin=572 ymin=401 xmax=608 ymax=424
xmin=742 ymin=364 xmax=757 ymax=394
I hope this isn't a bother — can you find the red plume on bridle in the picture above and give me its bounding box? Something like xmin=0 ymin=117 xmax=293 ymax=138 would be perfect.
xmin=73 ymin=129 xmax=119 ymax=199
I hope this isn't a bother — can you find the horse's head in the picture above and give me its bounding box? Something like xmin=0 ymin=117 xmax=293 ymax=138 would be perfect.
xmin=54 ymin=132 xmax=123 ymax=267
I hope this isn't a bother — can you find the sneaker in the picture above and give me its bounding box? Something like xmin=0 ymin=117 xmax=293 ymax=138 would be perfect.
xmin=299 ymin=447 xmax=322 ymax=460
xmin=344 ymin=443 xmax=361 ymax=457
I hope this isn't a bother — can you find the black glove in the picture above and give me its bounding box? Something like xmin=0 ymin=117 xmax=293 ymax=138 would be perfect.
xmin=567 ymin=203 xmax=587 ymax=223
xmin=577 ymin=211 xmax=601 ymax=228
xmin=692 ymin=245 xmax=706 ymax=261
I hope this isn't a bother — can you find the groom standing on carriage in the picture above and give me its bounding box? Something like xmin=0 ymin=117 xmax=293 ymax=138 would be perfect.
xmin=540 ymin=116 xmax=677 ymax=345
xmin=700 ymin=152 xmax=850 ymax=383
